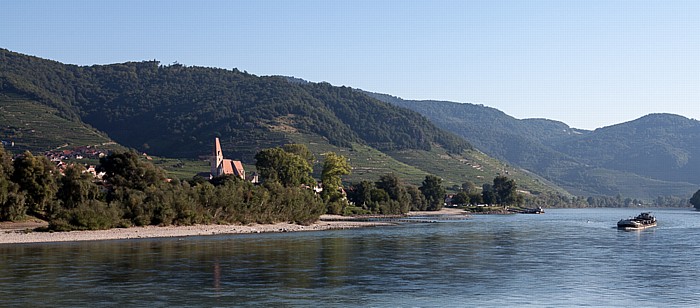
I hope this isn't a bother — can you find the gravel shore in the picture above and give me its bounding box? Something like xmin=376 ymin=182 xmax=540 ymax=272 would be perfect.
xmin=0 ymin=208 xmax=469 ymax=244
xmin=0 ymin=218 xmax=394 ymax=244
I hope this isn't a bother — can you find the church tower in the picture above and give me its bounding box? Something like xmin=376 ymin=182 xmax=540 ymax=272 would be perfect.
xmin=211 ymin=137 xmax=224 ymax=177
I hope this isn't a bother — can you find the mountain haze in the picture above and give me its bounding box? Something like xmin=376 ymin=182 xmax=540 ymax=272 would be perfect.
xmin=368 ymin=92 xmax=700 ymax=200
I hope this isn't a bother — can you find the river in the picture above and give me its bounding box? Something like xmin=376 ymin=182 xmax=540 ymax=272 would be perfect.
xmin=2 ymin=208 xmax=700 ymax=307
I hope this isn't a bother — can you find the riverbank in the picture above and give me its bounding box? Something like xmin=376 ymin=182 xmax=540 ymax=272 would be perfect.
xmin=0 ymin=219 xmax=395 ymax=244
xmin=0 ymin=208 xmax=471 ymax=244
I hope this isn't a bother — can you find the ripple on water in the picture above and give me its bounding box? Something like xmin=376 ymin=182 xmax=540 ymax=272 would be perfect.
xmin=1 ymin=208 xmax=700 ymax=307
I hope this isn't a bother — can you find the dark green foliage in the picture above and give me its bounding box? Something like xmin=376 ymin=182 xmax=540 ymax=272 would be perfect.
xmin=50 ymin=200 xmax=122 ymax=231
xmin=1 ymin=48 xmax=562 ymax=202
xmin=255 ymin=146 xmax=314 ymax=187
xmin=346 ymin=173 xmax=416 ymax=215
xmin=691 ymin=190 xmax=700 ymax=210
xmin=469 ymin=192 xmax=483 ymax=205
xmin=0 ymin=190 xmax=27 ymax=221
xmin=0 ymin=93 xmax=112 ymax=153
xmin=420 ymin=175 xmax=445 ymax=211
xmin=264 ymin=182 xmax=325 ymax=225
xmin=0 ymin=147 xmax=18 ymax=220
xmin=282 ymin=144 xmax=315 ymax=164
xmin=0 ymin=146 xmax=13 ymax=178
xmin=0 ymin=48 xmax=469 ymax=162
xmin=11 ymin=151 xmax=58 ymax=219
xmin=461 ymin=181 xmax=477 ymax=194
xmin=481 ymin=184 xmax=496 ymax=205
xmin=1 ymin=143 xmax=329 ymax=230
xmin=98 ymin=151 xmax=166 ymax=190
xmin=301 ymin=83 xmax=470 ymax=153
xmin=347 ymin=180 xmax=374 ymax=210
xmin=492 ymin=176 xmax=520 ymax=206
xmin=376 ymin=173 xmax=411 ymax=214
xmin=57 ymin=164 xmax=102 ymax=209
xmin=406 ymin=185 xmax=428 ymax=211
xmin=451 ymin=191 xmax=470 ymax=206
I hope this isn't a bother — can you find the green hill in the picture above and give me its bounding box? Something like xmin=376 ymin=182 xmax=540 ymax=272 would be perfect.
xmin=368 ymin=92 xmax=700 ymax=200
xmin=0 ymin=93 xmax=112 ymax=152
xmin=0 ymin=48 xmax=564 ymax=195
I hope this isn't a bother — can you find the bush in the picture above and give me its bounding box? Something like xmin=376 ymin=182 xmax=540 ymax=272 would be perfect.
xmin=342 ymin=205 xmax=371 ymax=216
xmin=50 ymin=200 xmax=122 ymax=231
xmin=0 ymin=191 xmax=27 ymax=221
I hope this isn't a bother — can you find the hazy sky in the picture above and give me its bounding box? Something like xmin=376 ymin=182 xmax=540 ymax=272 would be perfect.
xmin=2 ymin=0 xmax=699 ymax=130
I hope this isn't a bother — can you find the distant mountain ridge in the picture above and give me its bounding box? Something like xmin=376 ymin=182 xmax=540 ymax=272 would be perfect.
xmin=366 ymin=92 xmax=700 ymax=200
xmin=4 ymin=47 xmax=695 ymax=200
xmin=0 ymin=48 xmax=469 ymax=158
xmin=0 ymin=48 xmax=563 ymax=195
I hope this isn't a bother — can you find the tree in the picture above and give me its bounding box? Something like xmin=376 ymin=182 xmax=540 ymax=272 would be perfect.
xmin=321 ymin=152 xmax=351 ymax=199
xmin=468 ymin=192 xmax=483 ymax=205
xmin=12 ymin=151 xmax=58 ymax=219
xmin=0 ymin=147 xmax=25 ymax=221
xmin=0 ymin=146 xmax=13 ymax=178
xmin=376 ymin=173 xmax=411 ymax=213
xmin=420 ymin=175 xmax=445 ymax=211
xmin=451 ymin=191 xmax=470 ymax=206
xmin=0 ymin=190 xmax=26 ymax=222
xmin=98 ymin=151 xmax=165 ymax=190
xmin=461 ymin=181 xmax=477 ymax=194
xmin=282 ymin=144 xmax=315 ymax=165
xmin=0 ymin=146 xmax=14 ymax=210
xmin=321 ymin=152 xmax=351 ymax=214
xmin=348 ymin=180 xmax=374 ymax=209
xmin=406 ymin=185 xmax=427 ymax=211
xmin=255 ymin=147 xmax=314 ymax=187
xmin=691 ymin=189 xmax=700 ymax=210
xmin=482 ymin=184 xmax=496 ymax=205
xmin=492 ymin=176 xmax=519 ymax=206
xmin=57 ymin=164 xmax=103 ymax=209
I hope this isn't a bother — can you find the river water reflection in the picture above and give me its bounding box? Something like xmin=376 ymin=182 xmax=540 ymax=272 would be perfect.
xmin=2 ymin=208 xmax=700 ymax=307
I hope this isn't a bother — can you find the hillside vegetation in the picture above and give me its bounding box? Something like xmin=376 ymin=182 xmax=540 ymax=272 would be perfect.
xmin=0 ymin=48 xmax=563 ymax=196
xmin=0 ymin=93 xmax=112 ymax=152
xmin=368 ymin=92 xmax=700 ymax=200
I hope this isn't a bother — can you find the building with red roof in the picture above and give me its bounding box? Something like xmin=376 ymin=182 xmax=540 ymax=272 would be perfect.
xmin=210 ymin=137 xmax=245 ymax=179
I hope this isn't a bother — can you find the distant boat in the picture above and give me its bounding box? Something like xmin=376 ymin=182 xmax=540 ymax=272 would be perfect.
xmin=617 ymin=212 xmax=656 ymax=230
xmin=522 ymin=206 xmax=545 ymax=214
xmin=509 ymin=206 xmax=545 ymax=214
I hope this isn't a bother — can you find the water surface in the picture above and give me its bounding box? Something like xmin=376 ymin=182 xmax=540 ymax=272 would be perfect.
xmin=2 ymin=208 xmax=700 ymax=307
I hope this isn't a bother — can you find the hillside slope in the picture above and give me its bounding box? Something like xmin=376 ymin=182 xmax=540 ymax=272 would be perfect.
xmin=0 ymin=93 xmax=112 ymax=152
xmin=0 ymin=49 xmax=468 ymax=158
xmin=0 ymin=48 xmax=563 ymax=194
xmin=368 ymin=92 xmax=700 ymax=200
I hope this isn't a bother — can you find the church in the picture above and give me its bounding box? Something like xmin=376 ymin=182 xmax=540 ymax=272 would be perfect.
xmin=210 ymin=137 xmax=245 ymax=180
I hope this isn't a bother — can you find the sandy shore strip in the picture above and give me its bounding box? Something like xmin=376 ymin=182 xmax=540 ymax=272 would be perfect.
xmin=406 ymin=207 xmax=470 ymax=217
xmin=0 ymin=218 xmax=395 ymax=244
xmin=0 ymin=208 xmax=470 ymax=244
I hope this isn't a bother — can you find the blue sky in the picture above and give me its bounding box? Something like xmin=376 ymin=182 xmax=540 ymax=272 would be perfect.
xmin=2 ymin=0 xmax=699 ymax=130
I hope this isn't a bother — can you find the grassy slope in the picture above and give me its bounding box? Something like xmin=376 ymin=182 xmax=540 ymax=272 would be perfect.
xmin=156 ymin=132 xmax=568 ymax=196
xmin=0 ymin=93 xmax=113 ymax=153
xmin=0 ymin=91 xmax=566 ymax=196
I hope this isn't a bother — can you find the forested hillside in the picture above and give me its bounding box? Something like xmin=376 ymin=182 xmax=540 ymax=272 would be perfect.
xmin=0 ymin=48 xmax=564 ymax=194
xmin=0 ymin=48 xmax=469 ymax=159
xmin=368 ymin=92 xmax=700 ymax=200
